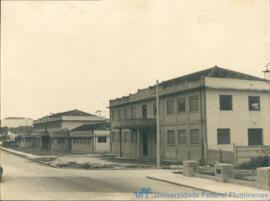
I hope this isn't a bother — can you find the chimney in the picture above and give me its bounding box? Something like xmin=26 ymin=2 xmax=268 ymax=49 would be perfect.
xmin=263 ymin=63 xmax=270 ymax=80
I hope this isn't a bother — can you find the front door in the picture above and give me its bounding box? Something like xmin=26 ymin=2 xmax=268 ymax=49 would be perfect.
xmin=142 ymin=134 xmax=148 ymax=156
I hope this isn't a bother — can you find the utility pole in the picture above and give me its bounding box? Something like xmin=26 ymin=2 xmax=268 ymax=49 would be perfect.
xmin=156 ymin=80 xmax=160 ymax=168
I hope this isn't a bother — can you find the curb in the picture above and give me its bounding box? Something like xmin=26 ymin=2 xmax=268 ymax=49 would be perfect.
xmin=0 ymin=147 xmax=57 ymax=168
xmin=0 ymin=147 xmax=155 ymax=170
xmin=146 ymin=176 xmax=216 ymax=194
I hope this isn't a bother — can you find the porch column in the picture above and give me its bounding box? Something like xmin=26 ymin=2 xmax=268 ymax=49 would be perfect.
xmin=40 ymin=136 xmax=42 ymax=150
xmin=119 ymin=128 xmax=122 ymax=157
xmin=136 ymin=129 xmax=140 ymax=158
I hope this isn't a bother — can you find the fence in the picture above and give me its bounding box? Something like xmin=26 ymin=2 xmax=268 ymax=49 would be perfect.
xmin=233 ymin=144 xmax=270 ymax=166
xmin=208 ymin=144 xmax=270 ymax=167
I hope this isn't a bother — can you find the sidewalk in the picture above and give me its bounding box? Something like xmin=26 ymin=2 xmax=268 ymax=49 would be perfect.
xmin=0 ymin=146 xmax=58 ymax=167
xmin=147 ymin=170 xmax=270 ymax=199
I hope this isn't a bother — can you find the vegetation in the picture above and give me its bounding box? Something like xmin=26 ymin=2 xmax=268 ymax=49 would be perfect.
xmin=238 ymin=156 xmax=269 ymax=169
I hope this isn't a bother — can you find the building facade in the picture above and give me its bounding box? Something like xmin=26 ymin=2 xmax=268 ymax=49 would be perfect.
xmin=32 ymin=109 xmax=106 ymax=152
xmin=70 ymin=122 xmax=110 ymax=153
xmin=109 ymin=66 xmax=270 ymax=163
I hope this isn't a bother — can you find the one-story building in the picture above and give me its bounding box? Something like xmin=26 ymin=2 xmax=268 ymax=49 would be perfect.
xmin=20 ymin=134 xmax=34 ymax=148
xmin=70 ymin=122 xmax=110 ymax=153
xmin=32 ymin=109 xmax=106 ymax=152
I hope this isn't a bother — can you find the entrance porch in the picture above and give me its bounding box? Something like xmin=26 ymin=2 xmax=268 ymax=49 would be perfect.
xmin=112 ymin=127 xmax=156 ymax=160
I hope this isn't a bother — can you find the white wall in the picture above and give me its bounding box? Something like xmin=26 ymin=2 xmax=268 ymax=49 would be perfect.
xmin=93 ymin=130 xmax=110 ymax=153
xmin=205 ymin=78 xmax=270 ymax=151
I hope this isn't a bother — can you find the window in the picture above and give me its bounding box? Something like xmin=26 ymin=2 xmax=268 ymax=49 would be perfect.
xmin=153 ymin=102 xmax=157 ymax=116
xmin=131 ymin=106 xmax=137 ymax=119
xmin=189 ymin=95 xmax=199 ymax=112
xmin=124 ymin=107 xmax=129 ymax=119
xmin=178 ymin=129 xmax=187 ymax=144
xmin=177 ymin=97 xmax=186 ymax=113
xmin=249 ymin=96 xmax=260 ymax=111
xmin=248 ymin=129 xmax=263 ymax=145
xmin=167 ymin=99 xmax=175 ymax=114
xmin=98 ymin=136 xmax=107 ymax=143
xmin=124 ymin=132 xmax=131 ymax=143
xmin=112 ymin=132 xmax=118 ymax=142
xmin=84 ymin=138 xmax=91 ymax=144
xmin=142 ymin=105 xmax=148 ymax=119
xmin=220 ymin=95 xmax=232 ymax=110
xmin=57 ymin=138 xmax=65 ymax=144
xmin=167 ymin=130 xmax=176 ymax=146
xmin=131 ymin=131 xmax=137 ymax=143
xmin=190 ymin=129 xmax=200 ymax=145
xmin=112 ymin=110 xmax=117 ymax=120
xmin=118 ymin=109 xmax=123 ymax=120
xmin=217 ymin=129 xmax=231 ymax=144
xmin=73 ymin=138 xmax=90 ymax=144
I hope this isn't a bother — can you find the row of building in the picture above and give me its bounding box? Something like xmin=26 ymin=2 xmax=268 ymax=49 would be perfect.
xmin=19 ymin=110 xmax=110 ymax=153
xmin=16 ymin=66 xmax=270 ymax=163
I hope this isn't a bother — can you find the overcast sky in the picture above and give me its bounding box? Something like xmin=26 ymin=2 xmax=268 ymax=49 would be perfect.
xmin=1 ymin=0 xmax=270 ymax=120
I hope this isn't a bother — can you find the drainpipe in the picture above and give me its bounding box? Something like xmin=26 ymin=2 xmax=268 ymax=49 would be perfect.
xmin=156 ymin=80 xmax=161 ymax=168
xmin=200 ymin=77 xmax=208 ymax=164
xmin=93 ymin=130 xmax=96 ymax=153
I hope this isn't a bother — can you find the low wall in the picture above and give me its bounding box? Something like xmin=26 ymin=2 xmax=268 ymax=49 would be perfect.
xmin=208 ymin=149 xmax=234 ymax=164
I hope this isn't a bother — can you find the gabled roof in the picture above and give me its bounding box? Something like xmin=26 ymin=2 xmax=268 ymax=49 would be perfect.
xmin=71 ymin=122 xmax=109 ymax=132
xmin=36 ymin=109 xmax=98 ymax=121
xmin=161 ymin=66 xmax=267 ymax=87
xmin=50 ymin=109 xmax=95 ymax=117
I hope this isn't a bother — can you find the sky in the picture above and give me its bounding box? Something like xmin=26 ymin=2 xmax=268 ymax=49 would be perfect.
xmin=1 ymin=0 xmax=270 ymax=120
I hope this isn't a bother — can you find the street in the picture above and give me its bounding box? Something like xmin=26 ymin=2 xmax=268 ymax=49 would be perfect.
xmin=0 ymin=150 xmax=201 ymax=200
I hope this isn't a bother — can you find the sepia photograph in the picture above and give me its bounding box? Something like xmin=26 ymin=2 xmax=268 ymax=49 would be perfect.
xmin=1 ymin=0 xmax=270 ymax=200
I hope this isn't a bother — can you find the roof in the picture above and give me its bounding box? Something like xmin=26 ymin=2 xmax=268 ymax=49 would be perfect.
xmin=161 ymin=66 xmax=267 ymax=87
xmin=35 ymin=109 xmax=98 ymax=121
xmin=4 ymin=117 xmax=32 ymax=120
xmin=71 ymin=122 xmax=109 ymax=132
xmin=49 ymin=109 xmax=95 ymax=117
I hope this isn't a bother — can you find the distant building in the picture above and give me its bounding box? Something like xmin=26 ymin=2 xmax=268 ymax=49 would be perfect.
xmin=32 ymin=109 xmax=106 ymax=151
xmin=1 ymin=117 xmax=33 ymax=128
xmin=70 ymin=122 xmax=110 ymax=153
xmin=109 ymin=66 xmax=270 ymax=163
xmin=9 ymin=126 xmax=33 ymax=141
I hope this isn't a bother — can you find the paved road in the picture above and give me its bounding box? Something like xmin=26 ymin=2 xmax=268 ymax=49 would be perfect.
xmin=0 ymin=150 xmax=202 ymax=200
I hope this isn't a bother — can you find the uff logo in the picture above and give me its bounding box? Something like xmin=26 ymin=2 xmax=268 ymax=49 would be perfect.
xmin=133 ymin=187 xmax=153 ymax=199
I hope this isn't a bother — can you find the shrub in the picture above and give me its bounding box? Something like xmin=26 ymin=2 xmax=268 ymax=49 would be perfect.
xmin=238 ymin=156 xmax=269 ymax=169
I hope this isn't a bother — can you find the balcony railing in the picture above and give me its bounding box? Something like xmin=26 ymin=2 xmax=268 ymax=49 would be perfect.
xmin=112 ymin=118 xmax=156 ymax=129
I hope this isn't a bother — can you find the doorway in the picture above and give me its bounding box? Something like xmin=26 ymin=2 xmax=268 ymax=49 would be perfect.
xmin=142 ymin=134 xmax=148 ymax=156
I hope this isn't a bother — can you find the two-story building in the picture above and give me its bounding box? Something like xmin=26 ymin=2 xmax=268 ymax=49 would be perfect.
xmin=33 ymin=109 xmax=106 ymax=152
xmin=109 ymin=66 xmax=270 ymax=163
